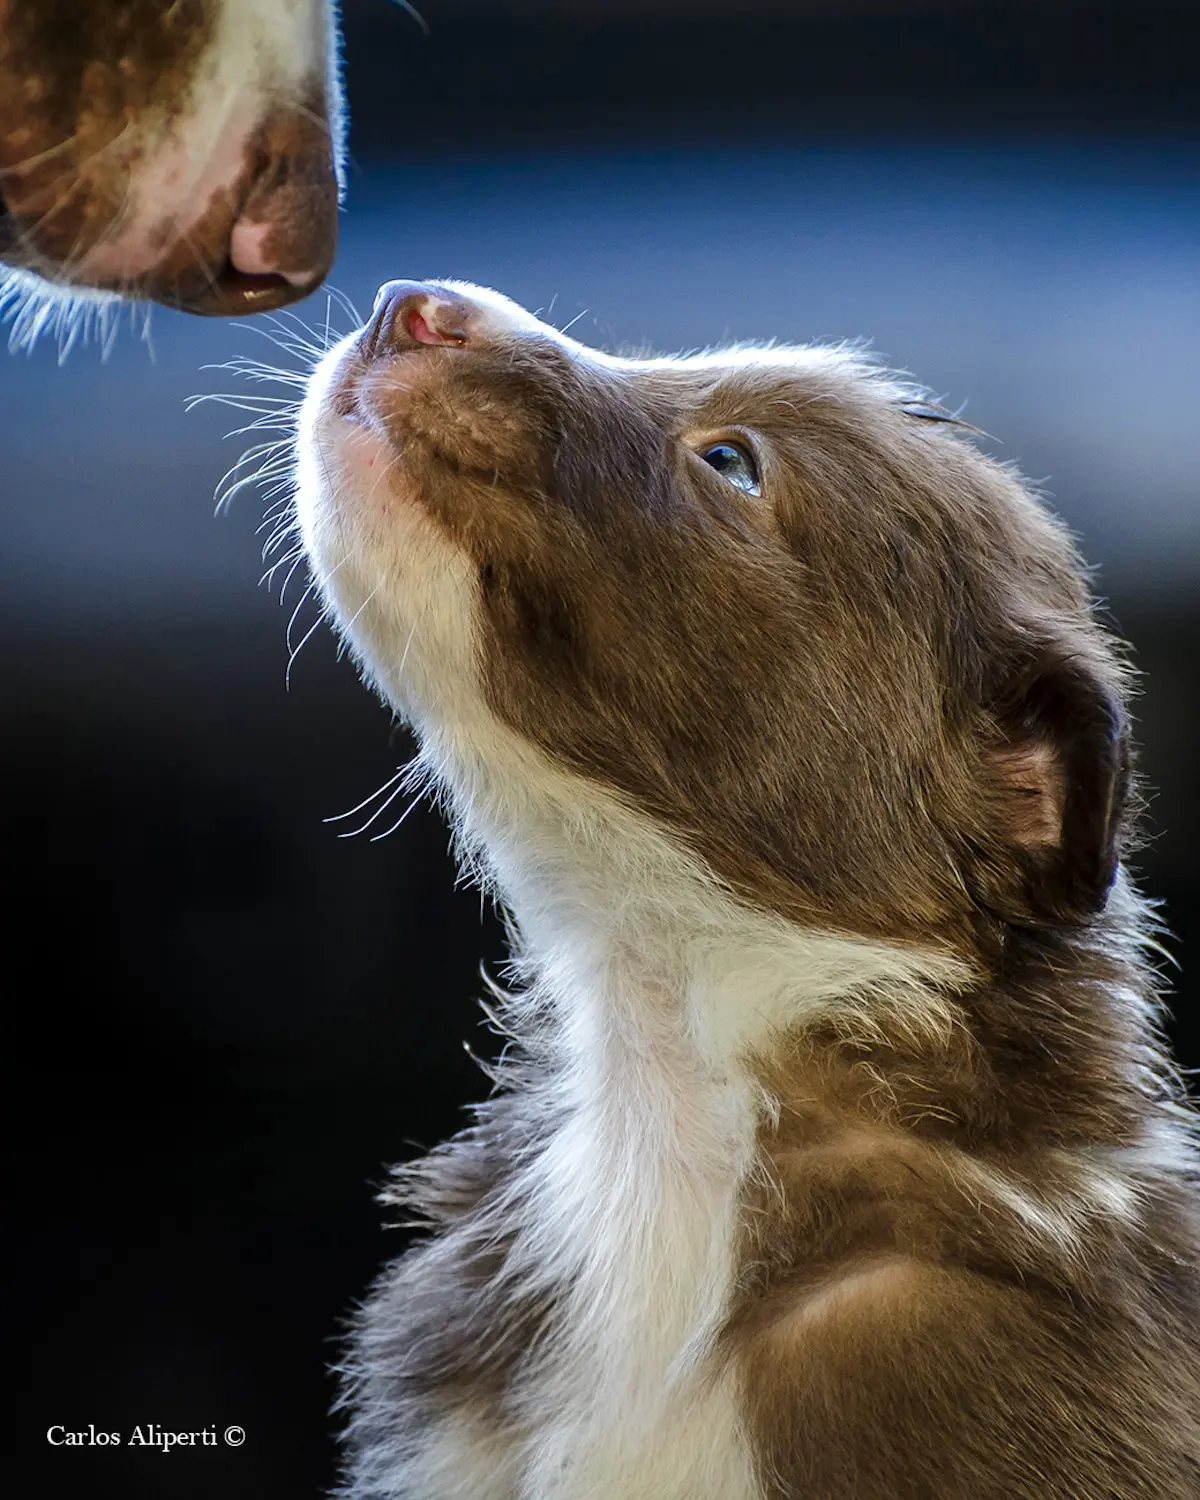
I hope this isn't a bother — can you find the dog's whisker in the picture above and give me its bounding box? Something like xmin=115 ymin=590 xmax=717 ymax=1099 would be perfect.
xmin=323 ymin=765 xmax=409 ymax=824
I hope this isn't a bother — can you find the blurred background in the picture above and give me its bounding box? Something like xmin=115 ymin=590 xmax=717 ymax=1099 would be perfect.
xmin=7 ymin=0 xmax=1197 ymax=1493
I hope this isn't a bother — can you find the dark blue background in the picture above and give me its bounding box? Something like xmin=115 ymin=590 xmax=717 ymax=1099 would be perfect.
xmin=8 ymin=2 xmax=1198 ymax=1494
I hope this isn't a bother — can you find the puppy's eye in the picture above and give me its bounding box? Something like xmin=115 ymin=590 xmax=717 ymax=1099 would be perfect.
xmin=698 ymin=441 xmax=761 ymax=497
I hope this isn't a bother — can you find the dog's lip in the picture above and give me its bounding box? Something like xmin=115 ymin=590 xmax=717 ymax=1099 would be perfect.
xmin=164 ymin=262 xmax=317 ymax=317
xmin=0 ymin=225 xmax=320 ymax=315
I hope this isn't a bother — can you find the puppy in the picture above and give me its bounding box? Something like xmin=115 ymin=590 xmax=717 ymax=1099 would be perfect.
xmin=0 ymin=0 xmax=343 ymax=339
xmin=293 ymin=280 xmax=1200 ymax=1499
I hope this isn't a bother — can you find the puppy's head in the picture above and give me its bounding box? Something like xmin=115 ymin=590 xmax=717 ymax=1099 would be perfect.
xmin=296 ymin=280 xmax=1130 ymax=956
xmin=0 ymin=0 xmax=343 ymax=321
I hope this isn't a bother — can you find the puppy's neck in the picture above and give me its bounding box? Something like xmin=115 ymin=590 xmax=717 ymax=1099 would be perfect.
xmin=424 ymin=715 xmax=971 ymax=1083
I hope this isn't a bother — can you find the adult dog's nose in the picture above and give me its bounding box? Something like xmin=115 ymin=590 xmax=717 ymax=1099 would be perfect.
xmin=200 ymin=105 xmax=341 ymax=315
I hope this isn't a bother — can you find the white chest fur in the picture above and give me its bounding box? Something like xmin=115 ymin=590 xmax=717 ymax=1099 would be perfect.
xmin=507 ymin=965 xmax=763 ymax=1500
xmin=334 ymin=689 xmax=967 ymax=1500
xmin=387 ymin=719 xmax=967 ymax=1500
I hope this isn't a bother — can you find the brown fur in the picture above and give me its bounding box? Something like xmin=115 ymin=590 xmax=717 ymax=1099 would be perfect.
xmin=0 ymin=0 xmax=339 ymax=313
xmin=736 ymin=906 xmax=1200 ymax=1496
xmin=0 ymin=2 xmax=216 ymax=266
xmin=317 ymin=286 xmax=1200 ymax=1498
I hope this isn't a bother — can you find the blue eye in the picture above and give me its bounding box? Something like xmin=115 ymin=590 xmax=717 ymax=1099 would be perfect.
xmin=698 ymin=441 xmax=761 ymax=497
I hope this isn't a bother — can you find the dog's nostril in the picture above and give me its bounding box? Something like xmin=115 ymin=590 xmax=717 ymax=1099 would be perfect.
xmin=408 ymin=306 xmax=468 ymax=346
xmin=408 ymin=308 xmax=437 ymax=343
xmin=365 ymin=281 xmax=474 ymax=357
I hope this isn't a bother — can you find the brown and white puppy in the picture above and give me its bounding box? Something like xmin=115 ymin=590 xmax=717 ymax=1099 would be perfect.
xmin=0 ymin=0 xmax=343 ymax=347
xmin=294 ymin=280 xmax=1200 ymax=1499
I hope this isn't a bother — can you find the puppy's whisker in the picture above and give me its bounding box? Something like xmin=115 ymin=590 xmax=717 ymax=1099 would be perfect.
xmin=326 ymin=284 xmax=364 ymax=327
xmin=268 ymin=306 xmax=343 ymax=350
xmin=277 ymin=546 xmax=312 ymax=604
xmin=556 ymin=307 xmax=590 ymax=337
xmin=334 ymin=780 xmax=416 ymax=841
xmin=260 ymin=544 xmax=303 ymax=589
xmin=323 ymin=765 xmax=410 ymax=824
xmin=284 ymin=587 xmax=325 ymax=687
xmin=368 ymin=792 xmax=426 ymax=842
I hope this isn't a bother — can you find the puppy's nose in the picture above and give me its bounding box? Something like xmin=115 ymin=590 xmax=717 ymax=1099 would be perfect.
xmin=364 ymin=281 xmax=477 ymax=357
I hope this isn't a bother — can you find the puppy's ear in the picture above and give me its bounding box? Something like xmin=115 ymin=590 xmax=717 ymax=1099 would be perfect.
xmin=980 ymin=649 xmax=1130 ymax=926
